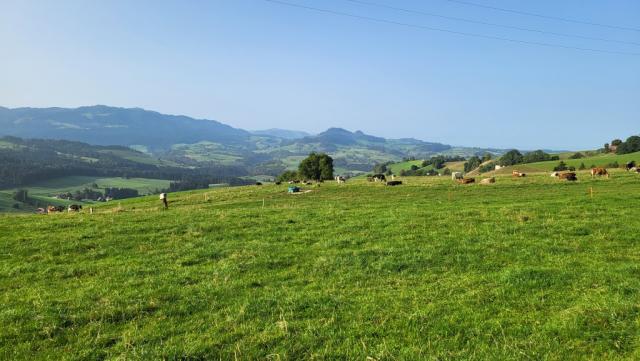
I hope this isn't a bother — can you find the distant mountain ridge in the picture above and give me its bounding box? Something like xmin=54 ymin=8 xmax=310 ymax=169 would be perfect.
xmin=0 ymin=105 xmax=504 ymax=174
xmin=250 ymin=128 xmax=310 ymax=140
xmin=0 ymin=105 xmax=250 ymax=149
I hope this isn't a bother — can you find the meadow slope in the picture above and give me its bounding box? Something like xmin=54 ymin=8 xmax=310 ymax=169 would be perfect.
xmin=1 ymin=172 xmax=640 ymax=359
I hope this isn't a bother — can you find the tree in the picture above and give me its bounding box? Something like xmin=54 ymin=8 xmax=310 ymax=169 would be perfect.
xmin=578 ymin=162 xmax=586 ymax=170
xmin=298 ymin=152 xmax=334 ymax=181
xmin=431 ymin=156 xmax=446 ymax=169
xmin=410 ymin=165 xmax=419 ymax=171
xmin=499 ymin=150 xmax=524 ymax=166
xmin=482 ymin=153 xmax=492 ymax=162
xmin=569 ymin=152 xmax=584 ymax=159
xmin=611 ymin=139 xmax=623 ymax=146
xmin=442 ymin=168 xmax=452 ymax=176
xmin=464 ymin=156 xmax=482 ymax=172
xmin=617 ymin=136 xmax=640 ymax=154
xmin=12 ymin=189 xmax=29 ymax=203
xmin=523 ymin=150 xmax=557 ymax=163
xmin=604 ymin=143 xmax=610 ymax=153
xmin=479 ymin=162 xmax=496 ymax=173
xmin=372 ymin=163 xmax=388 ymax=174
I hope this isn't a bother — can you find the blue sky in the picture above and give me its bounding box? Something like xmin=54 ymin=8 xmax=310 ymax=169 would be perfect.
xmin=1 ymin=0 xmax=638 ymax=149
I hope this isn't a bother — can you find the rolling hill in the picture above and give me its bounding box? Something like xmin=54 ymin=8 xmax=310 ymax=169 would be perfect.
xmin=0 ymin=106 xmax=505 ymax=174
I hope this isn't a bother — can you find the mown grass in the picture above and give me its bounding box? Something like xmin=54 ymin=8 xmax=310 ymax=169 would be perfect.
xmin=1 ymin=172 xmax=640 ymax=359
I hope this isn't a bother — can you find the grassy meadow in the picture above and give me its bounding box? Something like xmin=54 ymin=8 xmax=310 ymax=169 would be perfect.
xmin=2 ymin=171 xmax=640 ymax=359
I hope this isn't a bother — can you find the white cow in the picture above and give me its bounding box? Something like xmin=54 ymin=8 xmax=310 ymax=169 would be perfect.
xmin=451 ymin=172 xmax=463 ymax=180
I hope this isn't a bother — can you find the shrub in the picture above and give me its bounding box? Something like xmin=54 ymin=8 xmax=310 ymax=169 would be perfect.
xmin=569 ymin=152 xmax=584 ymax=159
xmin=553 ymin=161 xmax=569 ymax=171
xmin=277 ymin=170 xmax=299 ymax=182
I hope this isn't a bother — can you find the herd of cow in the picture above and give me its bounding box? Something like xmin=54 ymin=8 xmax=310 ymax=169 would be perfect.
xmin=39 ymin=204 xmax=83 ymax=214
xmin=39 ymin=161 xmax=638 ymax=214
xmin=447 ymin=161 xmax=640 ymax=185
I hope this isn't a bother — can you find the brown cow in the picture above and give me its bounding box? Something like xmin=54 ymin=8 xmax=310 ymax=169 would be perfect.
xmin=457 ymin=178 xmax=476 ymax=184
xmin=512 ymin=171 xmax=526 ymax=177
xmin=590 ymin=167 xmax=610 ymax=178
xmin=386 ymin=180 xmax=403 ymax=186
xmin=47 ymin=205 xmax=65 ymax=213
xmin=558 ymin=172 xmax=578 ymax=181
xmin=480 ymin=177 xmax=495 ymax=184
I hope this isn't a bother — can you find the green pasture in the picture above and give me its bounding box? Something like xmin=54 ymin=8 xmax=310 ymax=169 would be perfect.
xmin=2 ymin=171 xmax=640 ymax=359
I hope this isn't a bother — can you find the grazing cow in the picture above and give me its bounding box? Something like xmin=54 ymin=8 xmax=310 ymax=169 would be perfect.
xmin=372 ymin=174 xmax=386 ymax=182
xmin=255 ymin=182 xmax=263 ymax=186
xmin=68 ymin=204 xmax=82 ymax=212
xmin=626 ymin=161 xmax=636 ymax=171
xmin=47 ymin=205 xmax=65 ymax=213
xmin=335 ymin=176 xmax=346 ymax=184
xmin=480 ymin=177 xmax=495 ymax=184
xmin=275 ymin=181 xmax=282 ymax=185
xmin=36 ymin=208 xmax=46 ymax=214
xmin=558 ymin=172 xmax=578 ymax=181
xmin=386 ymin=180 xmax=402 ymax=186
xmin=451 ymin=172 xmax=463 ymax=180
xmin=512 ymin=171 xmax=526 ymax=177
xmin=590 ymin=167 xmax=609 ymax=178
xmin=457 ymin=178 xmax=475 ymax=184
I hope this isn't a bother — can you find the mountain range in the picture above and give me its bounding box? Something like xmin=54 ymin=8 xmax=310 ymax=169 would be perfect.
xmin=0 ymin=105 xmax=504 ymax=175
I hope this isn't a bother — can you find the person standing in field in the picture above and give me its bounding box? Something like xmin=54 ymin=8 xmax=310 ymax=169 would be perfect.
xmin=159 ymin=193 xmax=168 ymax=209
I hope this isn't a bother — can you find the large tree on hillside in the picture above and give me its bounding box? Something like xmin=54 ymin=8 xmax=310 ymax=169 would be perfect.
xmin=298 ymin=152 xmax=334 ymax=181
xmin=499 ymin=150 xmax=524 ymax=166
xmin=617 ymin=136 xmax=640 ymax=154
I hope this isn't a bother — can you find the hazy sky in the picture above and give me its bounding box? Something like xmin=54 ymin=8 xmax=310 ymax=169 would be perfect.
xmin=1 ymin=0 xmax=638 ymax=149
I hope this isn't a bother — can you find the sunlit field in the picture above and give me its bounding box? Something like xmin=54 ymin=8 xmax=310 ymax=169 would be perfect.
xmin=2 ymin=171 xmax=640 ymax=359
